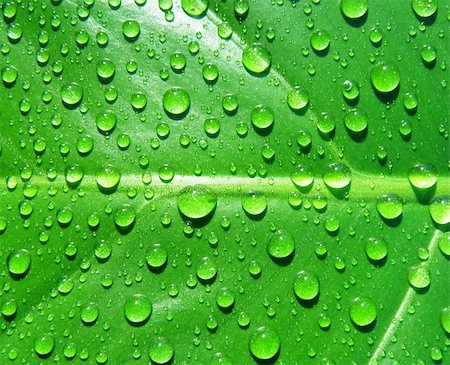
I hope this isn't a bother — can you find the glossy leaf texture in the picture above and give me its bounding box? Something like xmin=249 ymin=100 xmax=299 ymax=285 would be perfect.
xmin=0 ymin=0 xmax=449 ymax=364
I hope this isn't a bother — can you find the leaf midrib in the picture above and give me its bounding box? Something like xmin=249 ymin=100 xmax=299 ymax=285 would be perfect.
xmin=7 ymin=173 xmax=449 ymax=202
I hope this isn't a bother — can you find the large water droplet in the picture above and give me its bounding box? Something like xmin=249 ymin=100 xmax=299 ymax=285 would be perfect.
xmin=287 ymin=86 xmax=309 ymax=111
xmin=408 ymin=163 xmax=437 ymax=190
xmin=349 ymin=297 xmax=377 ymax=327
xmin=34 ymin=334 xmax=55 ymax=357
xmin=96 ymin=110 xmax=117 ymax=134
xmin=293 ymin=270 xmax=320 ymax=301
xmin=114 ymin=205 xmax=136 ymax=230
xmin=370 ymin=62 xmax=400 ymax=93
xmin=124 ymin=294 xmax=152 ymax=324
xmin=376 ymin=194 xmax=403 ymax=220
xmin=412 ymin=0 xmax=437 ymax=18
xmin=408 ymin=264 xmax=431 ymax=289
xmin=80 ymin=302 xmax=99 ymax=324
xmin=61 ymin=83 xmax=83 ymax=107
xmin=96 ymin=165 xmax=121 ymax=192
xmin=365 ymin=238 xmax=388 ymax=261
xmin=177 ymin=185 xmax=217 ymax=219
xmin=196 ymin=257 xmax=217 ymax=282
xmin=251 ymin=104 xmax=274 ymax=130
xmin=291 ymin=164 xmax=314 ymax=188
xmin=182 ymin=0 xmax=209 ymax=17
xmin=149 ymin=337 xmax=174 ymax=364
xmin=242 ymin=192 xmax=267 ymax=217
xmin=163 ymin=87 xmax=190 ymax=116
xmin=344 ymin=108 xmax=368 ymax=133
xmin=340 ymin=0 xmax=368 ymax=19
xmin=248 ymin=326 xmax=280 ymax=360
xmin=267 ymin=230 xmax=295 ymax=260
xmin=7 ymin=249 xmax=31 ymax=276
xmin=441 ymin=306 xmax=450 ymax=334
xmin=242 ymin=43 xmax=271 ymax=74
xmin=429 ymin=196 xmax=449 ymax=225
xmin=323 ymin=162 xmax=352 ymax=190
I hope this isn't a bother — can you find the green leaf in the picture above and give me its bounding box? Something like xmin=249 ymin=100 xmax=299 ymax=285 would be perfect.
xmin=0 ymin=0 xmax=448 ymax=364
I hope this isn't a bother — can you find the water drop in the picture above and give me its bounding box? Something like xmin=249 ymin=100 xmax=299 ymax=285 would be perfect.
xmin=196 ymin=257 xmax=217 ymax=282
xmin=412 ymin=0 xmax=437 ymax=18
xmin=122 ymin=20 xmax=140 ymax=40
xmin=310 ymin=30 xmax=330 ymax=52
xmin=370 ymin=62 xmax=400 ymax=93
xmin=216 ymin=288 xmax=235 ymax=309
xmin=408 ymin=163 xmax=437 ymax=190
xmin=340 ymin=0 xmax=368 ymax=19
xmin=96 ymin=165 xmax=121 ymax=191
xmin=81 ymin=302 xmax=99 ymax=324
xmin=114 ymin=205 xmax=136 ymax=230
xmin=248 ymin=326 xmax=280 ymax=360
xmin=7 ymin=249 xmax=31 ymax=276
xmin=365 ymin=238 xmax=388 ymax=261
xmin=242 ymin=192 xmax=267 ymax=217
xmin=408 ymin=264 xmax=430 ymax=289
xmin=429 ymin=196 xmax=449 ymax=225
xmin=344 ymin=108 xmax=368 ymax=133
xmin=96 ymin=59 xmax=115 ymax=81
xmin=293 ymin=270 xmax=320 ymax=301
xmin=182 ymin=0 xmax=209 ymax=17
xmin=376 ymin=194 xmax=403 ymax=220
xmin=34 ymin=334 xmax=55 ymax=357
xmin=163 ymin=87 xmax=190 ymax=116
xmin=61 ymin=82 xmax=83 ymax=107
xmin=291 ymin=164 xmax=314 ymax=188
xmin=287 ymin=86 xmax=309 ymax=111
xmin=146 ymin=244 xmax=168 ymax=270
xmin=251 ymin=104 xmax=274 ymax=131
xmin=96 ymin=110 xmax=117 ymax=134
xmin=177 ymin=185 xmax=217 ymax=219
xmin=267 ymin=230 xmax=295 ymax=260
xmin=349 ymin=297 xmax=377 ymax=327
xmin=441 ymin=306 xmax=450 ymax=334
xmin=149 ymin=337 xmax=174 ymax=364
xmin=323 ymin=162 xmax=351 ymax=190
xmin=124 ymin=294 xmax=152 ymax=324
xmin=242 ymin=43 xmax=271 ymax=74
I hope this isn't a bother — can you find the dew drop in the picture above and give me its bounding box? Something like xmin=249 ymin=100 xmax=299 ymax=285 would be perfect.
xmin=293 ymin=270 xmax=320 ymax=301
xmin=124 ymin=294 xmax=152 ymax=324
xmin=7 ymin=249 xmax=31 ymax=276
xmin=146 ymin=244 xmax=168 ymax=270
xmin=408 ymin=264 xmax=431 ymax=289
xmin=267 ymin=230 xmax=295 ymax=260
xmin=376 ymin=194 xmax=403 ymax=220
xmin=196 ymin=257 xmax=217 ymax=282
xmin=429 ymin=196 xmax=449 ymax=225
xmin=412 ymin=0 xmax=437 ymax=18
xmin=251 ymin=105 xmax=274 ymax=130
xmin=310 ymin=30 xmax=330 ymax=52
xmin=114 ymin=205 xmax=136 ymax=230
xmin=163 ymin=87 xmax=190 ymax=116
xmin=365 ymin=238 xmax=388 ymax=261
xmin=177 ymin=185 xmax=217 ymax=219
xmin=34 ymin=334 xmax=55 ymax=357
xmin=81 ymin=302 xmax=99 ymax=324
xmin=340 ymin=0 xmax=368 ymax=19
xmin=287 ymin=86 xmax=309 ymax=111
xmin=291 ymin=164 xmax=314 ymax=188
xmin=248 ymin=326 xmax=280 ymax=360
xmin=216 ymin=287 xmax=235 ymax=309
xmin=323 ymin=162 xmax=352 ymax=190
xmin=242 ymin=192 xmax=267 ymax=217
xmin=122 ymin=20 xmax=140 ymax=41
xmin=96 ymin=165 xmax=121 ymax=191
xmin=96 ymin=59 xmax=115 ymax=81
xmin=344 ymin=108 xmax=368 ymax=133
xmin=181 ymin=0 xmax=209 ymax=17
xmin=149 ymin=337 xmax=174 ymax=364
xmin=242 ymin=43 xmax=272 ymax=75
xmin=349 ymin=297 xmax=377 ymax=327
xmin=408 ymin=163 xmax=437 ymax=190
xmin=441 ymin=306 xmax=450 ymax=334
xmin=61 ymin=82 xmax=83 ymax=107
xmin=95 ymin=110 xmax=117 ymax=134
xmin=370 ymin=62 xmax=400 ymax=93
